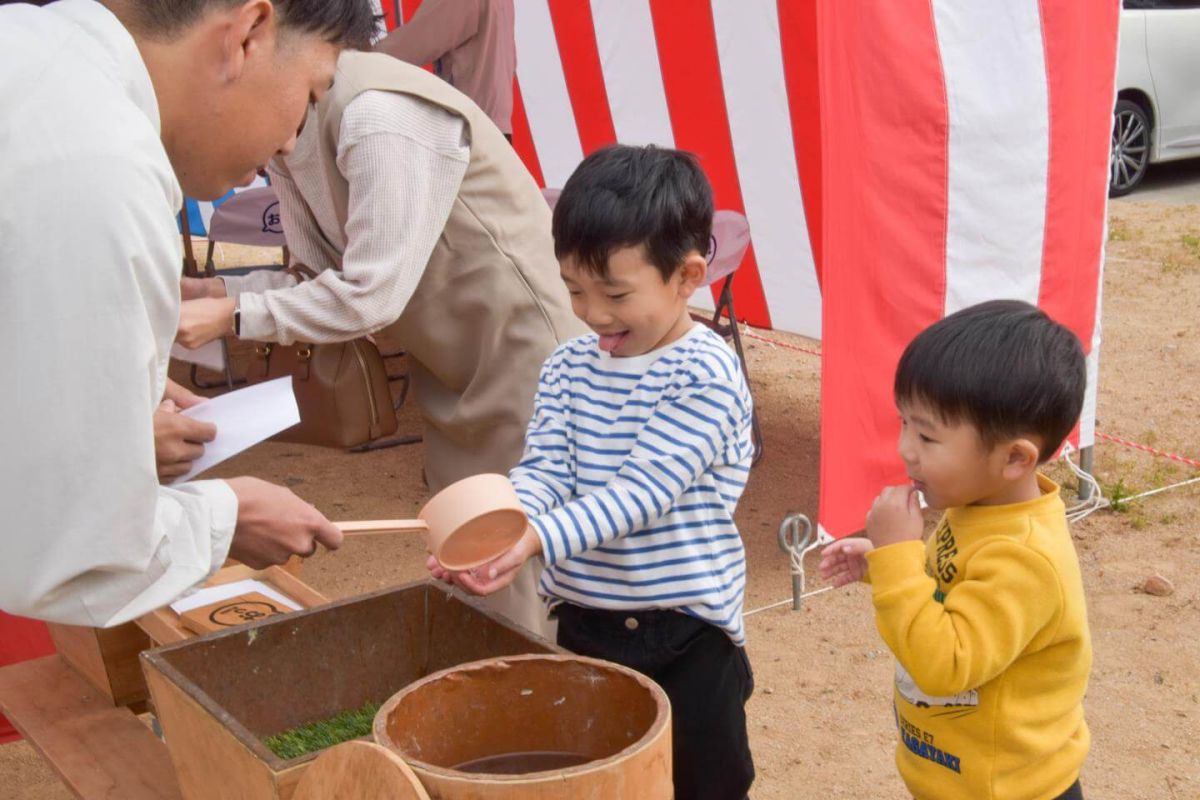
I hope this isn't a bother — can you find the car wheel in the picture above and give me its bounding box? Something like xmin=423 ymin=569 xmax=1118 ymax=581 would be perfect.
xmin=1110 ymin=99 xmax=1151 ymax=197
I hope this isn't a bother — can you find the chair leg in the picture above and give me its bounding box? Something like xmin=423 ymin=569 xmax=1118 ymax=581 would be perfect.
xmin=188 ymin=337 xmax=246 ymax=391
xmin=348 ymin=433 xmax=423 ymax=453
xmin=716 ymin=280 xmax=763 ymax=466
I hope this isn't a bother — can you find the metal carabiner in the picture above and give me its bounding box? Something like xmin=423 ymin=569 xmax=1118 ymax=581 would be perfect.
xmin=777 ymin=513 xmax=815 ymax=610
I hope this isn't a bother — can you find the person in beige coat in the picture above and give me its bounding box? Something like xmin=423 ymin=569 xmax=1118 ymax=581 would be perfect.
xmin=177 ymin=50 xmax=583 ymax=637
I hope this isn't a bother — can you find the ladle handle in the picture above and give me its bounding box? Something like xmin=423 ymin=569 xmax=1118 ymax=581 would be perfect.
xmin=335 ymin=520 xmax=429 ymax=536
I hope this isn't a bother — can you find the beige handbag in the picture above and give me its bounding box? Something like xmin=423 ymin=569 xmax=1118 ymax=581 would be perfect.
xmin=247 ymin=337 xmax=398 ymax=449
xmin=244 ymin=266 xmax=398 ymax=448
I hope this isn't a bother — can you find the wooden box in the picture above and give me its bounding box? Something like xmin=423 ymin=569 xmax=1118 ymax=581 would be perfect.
xmin=43 ymin=559 xmax=313 ymax=713
xmin=46 ymin=621 xmax=153 ymax=711
xmin=141 ymin=580 xmax=562 ymax=800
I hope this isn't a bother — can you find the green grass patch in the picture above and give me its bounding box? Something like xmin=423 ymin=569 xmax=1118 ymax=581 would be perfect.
xmin=1181 ymin=233 xmax=1200 ymax=256
xmin=1105 ymin=478 xmax=1134 ymax=513
xmin=263 ymin=701 xmax=381 ymax=760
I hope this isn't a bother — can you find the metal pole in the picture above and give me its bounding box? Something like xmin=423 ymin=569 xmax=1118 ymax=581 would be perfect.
xmin=1078 ymin=445 xmax=1095 ymax=502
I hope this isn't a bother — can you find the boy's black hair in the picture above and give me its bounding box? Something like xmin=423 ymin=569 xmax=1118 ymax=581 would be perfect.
xmin=894 ymin=299 xmax=1086 ymax=462
xmin=552 ymin=144 xmax=713 ymax=282
xmin=121 ymin=0 xmax=378 ymax=49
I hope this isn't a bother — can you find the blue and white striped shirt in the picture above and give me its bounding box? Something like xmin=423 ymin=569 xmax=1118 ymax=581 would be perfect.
xmin=510 ymin=325 xmax=753 ymax=645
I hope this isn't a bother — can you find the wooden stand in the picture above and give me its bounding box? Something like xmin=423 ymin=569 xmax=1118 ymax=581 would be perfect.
xmin=0 ymin=655 xmax=181 ymax=799
xmin=1 ymin=558 xmax=322 ymax=800
xmin=141 ymin=580 xmax=563 ymax=800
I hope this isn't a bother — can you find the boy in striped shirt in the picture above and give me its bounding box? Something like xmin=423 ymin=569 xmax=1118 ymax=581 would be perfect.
xmin=445 ymin=144 xmax=756 ymax=799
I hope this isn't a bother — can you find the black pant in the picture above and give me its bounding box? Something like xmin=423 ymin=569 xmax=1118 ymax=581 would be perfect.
xmin=555 ymin=603 xmax=755 ymax=800
xmin=1055 ymin=779 xmax=1084 ymax=800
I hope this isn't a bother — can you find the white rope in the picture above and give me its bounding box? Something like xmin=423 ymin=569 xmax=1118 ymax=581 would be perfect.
xmin=742 ymin=513 xmax=835 ymax=619
xmin=1058 ymin=442 xmax=1199 ymax=517
xmin=744 ymin=586 xmax=835 ymax=618
xmin=1060 ymin=443 xmax=1109 ymax=523
xmin=1124 ymin=475 xmax=1200 ymax=503
xmin=744 ymin=442 xmax=1198 ymax=620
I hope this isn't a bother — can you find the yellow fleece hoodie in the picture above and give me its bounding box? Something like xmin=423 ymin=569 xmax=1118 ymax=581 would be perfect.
xmin=865 ymin=475 xmax=1090 ymax=800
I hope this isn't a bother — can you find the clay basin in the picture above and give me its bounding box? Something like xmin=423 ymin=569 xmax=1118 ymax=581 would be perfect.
xmin=374 ymin=654 xmax=673 ymax=799
xmin=419 ymin=473 xmax=527 ymax=571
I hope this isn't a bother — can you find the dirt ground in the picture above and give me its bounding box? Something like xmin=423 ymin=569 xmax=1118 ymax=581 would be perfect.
xmin=4 ymin=197 xmax=1198 ymax=799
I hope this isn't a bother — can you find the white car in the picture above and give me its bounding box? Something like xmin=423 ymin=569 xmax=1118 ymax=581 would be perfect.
xmin=1111 ymin=0 xmax=1200 ymax=196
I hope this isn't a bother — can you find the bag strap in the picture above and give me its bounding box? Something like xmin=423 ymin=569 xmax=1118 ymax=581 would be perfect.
xmin=285 ymin=263 xmax=321 ymax=282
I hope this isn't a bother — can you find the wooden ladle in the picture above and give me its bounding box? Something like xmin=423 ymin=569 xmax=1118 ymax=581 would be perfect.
xmin=334 ymin=473 xmax=527 ymax=571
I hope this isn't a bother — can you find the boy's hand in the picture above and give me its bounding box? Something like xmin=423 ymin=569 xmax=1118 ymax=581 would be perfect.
xmin=866 ymin=485 xmax=924 ymax=549
xmin=819 ymin=537 xmax=874 ymax=587
xmin=450 ymin=525 xmax=543 ymax=597
xmin=425 ymin=553 xmax=455 ymax=584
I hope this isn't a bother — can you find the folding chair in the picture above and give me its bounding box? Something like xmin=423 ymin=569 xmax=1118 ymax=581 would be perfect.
xmin=179 ymin=186 xmax=288 ymax=389
xmin=693 ymin=210 xmax=763 ymax=465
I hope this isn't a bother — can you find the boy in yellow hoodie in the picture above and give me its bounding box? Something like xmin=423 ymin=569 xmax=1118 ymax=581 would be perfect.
xmin=820 ymin=300 xmax=1090 ymax=800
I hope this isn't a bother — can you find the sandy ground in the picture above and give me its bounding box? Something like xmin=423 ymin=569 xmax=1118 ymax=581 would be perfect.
xmin=3 ymin=196 xmax=1198 ymax=799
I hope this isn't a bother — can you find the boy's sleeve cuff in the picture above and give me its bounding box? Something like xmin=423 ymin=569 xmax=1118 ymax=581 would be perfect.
xmin=864 ymin=540 xmax=927 ymax=589
xmin=529 ymin=516 xmax=559 ymax=568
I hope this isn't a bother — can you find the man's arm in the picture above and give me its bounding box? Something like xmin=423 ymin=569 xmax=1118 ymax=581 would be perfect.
xmin=0 ymin=146 xmax=243 ymax=626
xmin=0 ymin=145 xmax=340 ymax=626
xmin=866 ymin=538 xmax=1061 ymax=696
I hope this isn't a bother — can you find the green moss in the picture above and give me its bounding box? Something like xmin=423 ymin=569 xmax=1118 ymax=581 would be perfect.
xmin=1181 ymin=233 xmax=1200 ymax=256
xmin=1105 ymin=478 xmax=1134 ymax=513
xmin=263 ymin=701 xmax=381 ymax=760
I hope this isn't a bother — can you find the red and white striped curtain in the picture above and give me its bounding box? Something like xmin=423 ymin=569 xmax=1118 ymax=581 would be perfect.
xmin=817 ymin=1 xmax=1117 ymax=537
xmin=388 ymin=0 xmax=1116 ymax=539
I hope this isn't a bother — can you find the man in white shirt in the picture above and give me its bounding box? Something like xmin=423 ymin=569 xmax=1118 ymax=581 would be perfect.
xmin=0 ymin=0 xmax=377 ymax=627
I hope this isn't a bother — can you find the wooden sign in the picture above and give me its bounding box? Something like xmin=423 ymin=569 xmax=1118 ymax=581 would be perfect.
xmin=180 ymin=592 xmax=292 ymax=635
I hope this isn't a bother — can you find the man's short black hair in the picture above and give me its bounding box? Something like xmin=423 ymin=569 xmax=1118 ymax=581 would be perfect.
xmin=122 ymin=0 xmax=378 ymax=49
xmin=894 ymin=299 xmax=1086 ymax=462
xmin=553 ymin=144 xmax=713 ymax=282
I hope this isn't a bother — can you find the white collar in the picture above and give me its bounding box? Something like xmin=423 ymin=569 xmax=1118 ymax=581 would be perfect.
xmin=597 ymin=323 xmax=706 ymax=372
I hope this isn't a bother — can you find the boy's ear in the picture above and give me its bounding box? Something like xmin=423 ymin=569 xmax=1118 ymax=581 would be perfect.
xmin=999 ymin=437 xmax=1041 ymax=481
xmin=675 ymin=253 xmax=708 ymax=299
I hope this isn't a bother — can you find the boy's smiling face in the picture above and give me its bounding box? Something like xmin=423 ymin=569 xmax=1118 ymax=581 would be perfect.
xmin=560 ymin=246 xmax=706 ymax=358
xmin=896 ymin=400 xmax=1041 ymax=509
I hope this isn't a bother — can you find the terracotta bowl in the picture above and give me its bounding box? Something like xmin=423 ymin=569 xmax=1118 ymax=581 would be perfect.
xmin=419 ymin=473 xmax=528 ymax=571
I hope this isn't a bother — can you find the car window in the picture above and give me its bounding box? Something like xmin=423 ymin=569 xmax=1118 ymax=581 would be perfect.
xmin=1122 ymin=0 xmax=1200 ymax=7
